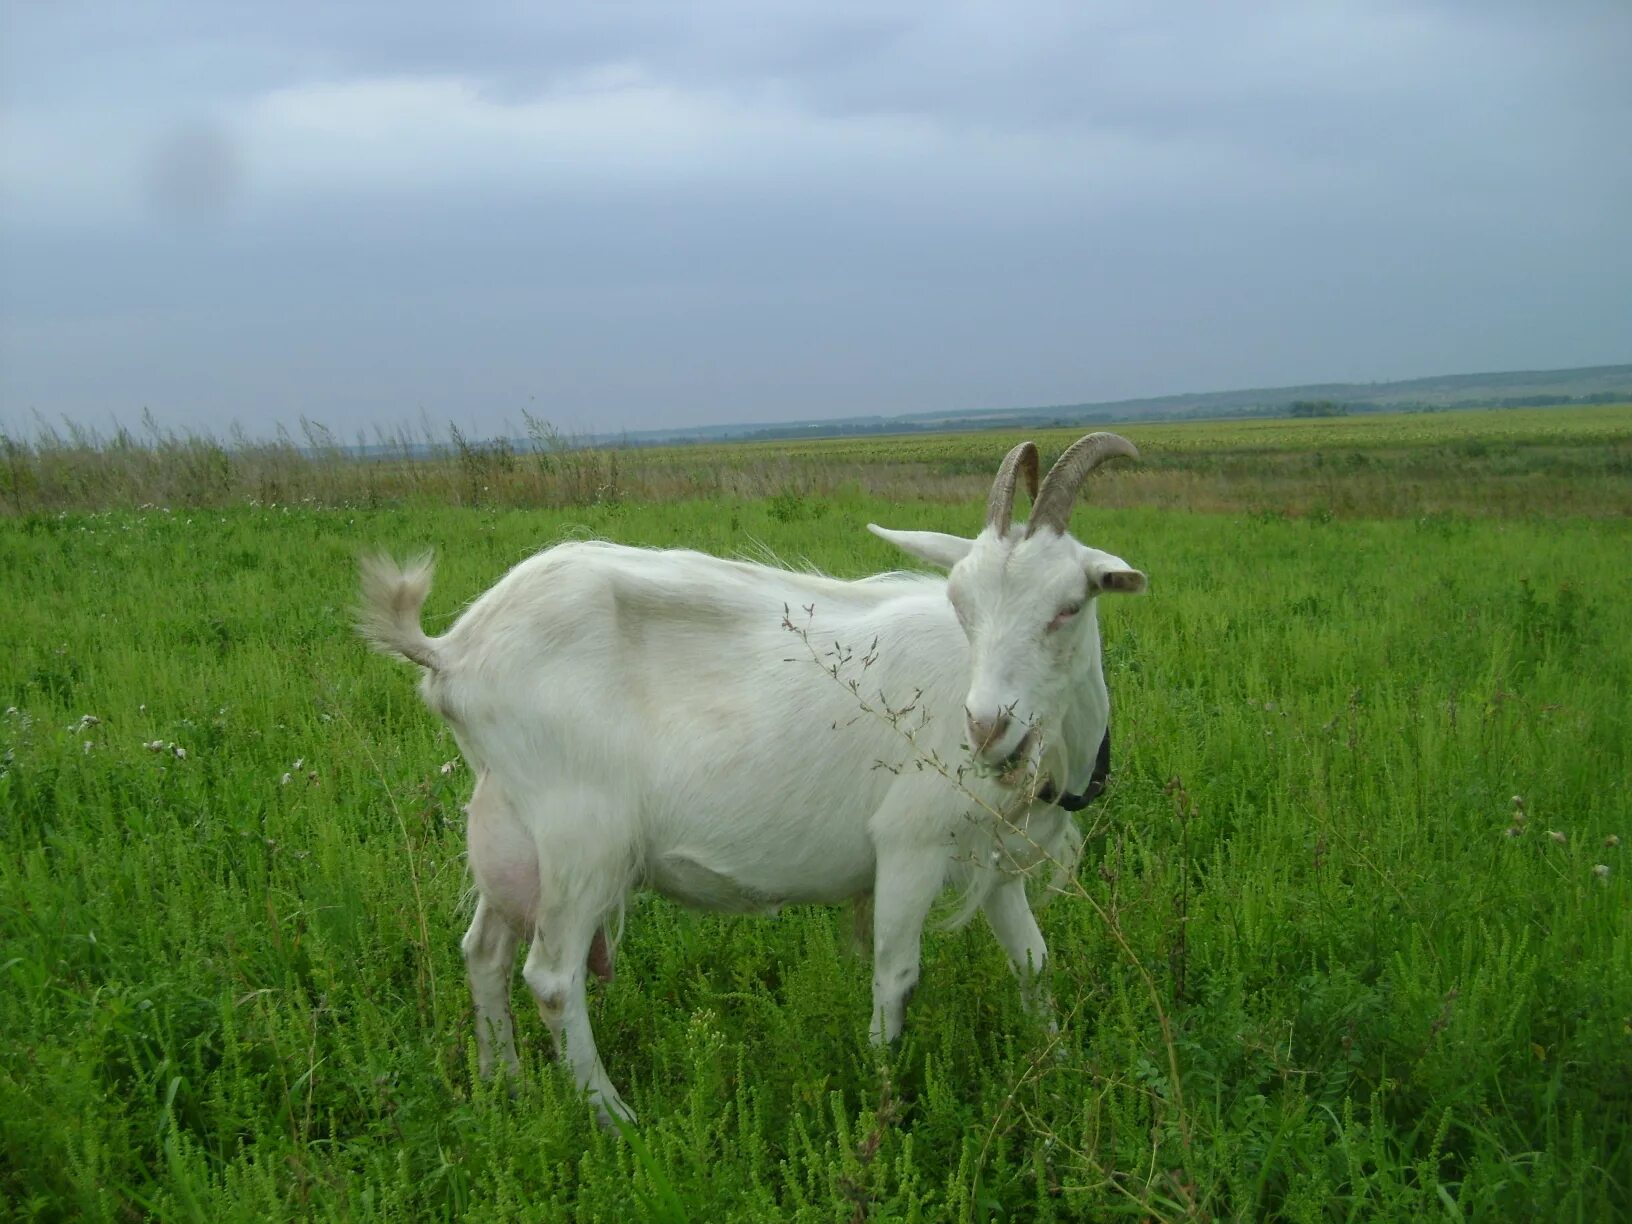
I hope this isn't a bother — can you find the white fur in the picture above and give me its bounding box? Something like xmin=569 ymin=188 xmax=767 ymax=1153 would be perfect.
xmin=360 ymin=509 xmax=1143 ymax=1125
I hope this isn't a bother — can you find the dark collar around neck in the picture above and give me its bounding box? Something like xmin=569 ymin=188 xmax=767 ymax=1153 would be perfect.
xmin=1036 ymin=725 xmax=1111 ymax=810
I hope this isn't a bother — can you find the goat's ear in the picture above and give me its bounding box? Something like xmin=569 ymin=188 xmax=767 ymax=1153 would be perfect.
xmin=867 ymin=524 xmax=975 ymax=570
xmin=1092 ymin=567 xmax=1148 ymax=595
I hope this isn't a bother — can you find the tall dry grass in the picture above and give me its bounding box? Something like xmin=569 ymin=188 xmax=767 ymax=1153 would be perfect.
xmin=3 ymin=407 xmax=1630 ymax=518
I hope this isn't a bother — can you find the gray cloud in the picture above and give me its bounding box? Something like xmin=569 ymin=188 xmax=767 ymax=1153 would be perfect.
xmin=2 ymin=1 xmax=1628 ymax=437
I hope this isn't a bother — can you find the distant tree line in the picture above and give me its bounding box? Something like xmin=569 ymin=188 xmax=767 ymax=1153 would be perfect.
xmin=1279 ymin=392 xmax=1628 ymax=420
xmin=1484 ymin=391 xmax=1625 ymax=407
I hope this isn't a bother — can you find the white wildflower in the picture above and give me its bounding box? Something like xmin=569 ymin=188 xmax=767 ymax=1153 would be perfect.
xmin=440 ymin=759 xmax=460 ymax=775
xmin=1606 ymin=835 xmax=1621 ymax=848
xmin=172 ymin=745 xmax=187 ymax=760
xmin=280 ymin=772 xmax=292 ymax=786
xmin=1547 ymin=830 xmax=1566 ymax=844
xmin=1593 ymin=864 xmax=1611 ymax=881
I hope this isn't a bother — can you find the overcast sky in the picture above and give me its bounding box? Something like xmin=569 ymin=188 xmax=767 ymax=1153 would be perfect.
xmin=2 ymin=1 xmax=1629 ymax=439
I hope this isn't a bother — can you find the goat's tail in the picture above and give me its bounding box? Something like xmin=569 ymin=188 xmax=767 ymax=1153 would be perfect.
xmin=357 ymin=552 xmax=442 ymax=670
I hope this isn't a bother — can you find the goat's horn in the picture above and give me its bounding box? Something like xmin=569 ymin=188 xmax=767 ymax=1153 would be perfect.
xmin=984 ymin=441 xmax=1040 ymax=535
xmin=1026 ymin=432 xmax=1139 ymax=537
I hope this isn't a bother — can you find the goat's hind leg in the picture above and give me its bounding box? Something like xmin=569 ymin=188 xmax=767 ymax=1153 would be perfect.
xmin=463 ymin=774 xmax=534 ymax=1081
xmin=524 ymin=908 xmax=633 ymax=1126
xmin=463 ymin=895 xmax=522 ymax=1079
xmin=520 ymin=800 xmax=636 ymax=1126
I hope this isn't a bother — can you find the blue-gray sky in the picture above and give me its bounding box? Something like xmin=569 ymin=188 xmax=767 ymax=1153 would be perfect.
xmin=3 ymin=1 xmax=1629 ymax=439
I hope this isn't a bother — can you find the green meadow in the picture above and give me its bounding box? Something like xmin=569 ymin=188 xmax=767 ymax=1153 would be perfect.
xmin=2 ymin=416 xmax=1630 ymax=1219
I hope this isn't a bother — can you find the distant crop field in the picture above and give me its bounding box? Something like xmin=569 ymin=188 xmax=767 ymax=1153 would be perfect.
xmin=5 ymin=403 xmax=1631 ymax=518
xmin=634 ymin=403 xmax=1632 ymax=465
xmin=5 ymin=440 xmax=1632 ymax=1219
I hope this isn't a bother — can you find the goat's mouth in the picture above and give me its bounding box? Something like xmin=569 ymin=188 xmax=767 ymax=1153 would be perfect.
xmin=989 ymin=728 xmax=1041 ymax=785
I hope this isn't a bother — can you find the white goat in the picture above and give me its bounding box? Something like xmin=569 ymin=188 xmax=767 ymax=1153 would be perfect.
xmin=359 ymin=433 xmax=1145 ymax=1125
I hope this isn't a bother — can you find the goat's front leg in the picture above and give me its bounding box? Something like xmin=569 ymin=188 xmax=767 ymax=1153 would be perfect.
xmin=981 ymin=876 xmax=1054 ymax=1022
xmin=868 ymin=850 xmax=946 ymax=1045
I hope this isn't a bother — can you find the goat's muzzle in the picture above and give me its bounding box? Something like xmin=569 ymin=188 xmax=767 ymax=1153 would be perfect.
xmin=967 ymin=714 xmax=1039 ymax=779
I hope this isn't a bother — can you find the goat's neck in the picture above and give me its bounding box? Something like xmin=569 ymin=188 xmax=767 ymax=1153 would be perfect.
xmin=1052 ymin=607 xmax=1112 ymax=796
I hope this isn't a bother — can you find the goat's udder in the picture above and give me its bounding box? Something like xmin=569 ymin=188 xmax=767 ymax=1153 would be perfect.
xmin=588 ymin=929 xmax=614 ymax=983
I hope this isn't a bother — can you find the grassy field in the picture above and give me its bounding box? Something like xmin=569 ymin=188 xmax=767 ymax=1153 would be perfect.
xmin=2 ymin=414 xmax=1631 ymax=1219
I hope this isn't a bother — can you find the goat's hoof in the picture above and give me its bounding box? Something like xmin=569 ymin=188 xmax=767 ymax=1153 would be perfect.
xmin=594 ymin=1095 xmax=638 ymax=1130
xmin=477 ymin=1061 xmax=524 ymax=1099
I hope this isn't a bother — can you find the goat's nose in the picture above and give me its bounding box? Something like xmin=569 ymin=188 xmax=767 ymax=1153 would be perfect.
xmin=966 ymin=709 xmax=1014 ymax=757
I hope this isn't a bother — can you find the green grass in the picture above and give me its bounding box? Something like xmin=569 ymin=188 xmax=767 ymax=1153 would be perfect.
xmin=3 ymin=489 xmax=1630 ymax=1220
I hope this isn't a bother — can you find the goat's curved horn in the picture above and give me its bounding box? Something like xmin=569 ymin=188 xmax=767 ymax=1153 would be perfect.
xmin=1026 ymin=432 xmax=1139 ymax=537
xmin=984 ymin=441 xmax=1040 ymax=535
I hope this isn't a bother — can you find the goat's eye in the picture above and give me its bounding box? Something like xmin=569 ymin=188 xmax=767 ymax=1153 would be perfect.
xmin=1047 ymin=603 xmax=1082 ymax=632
